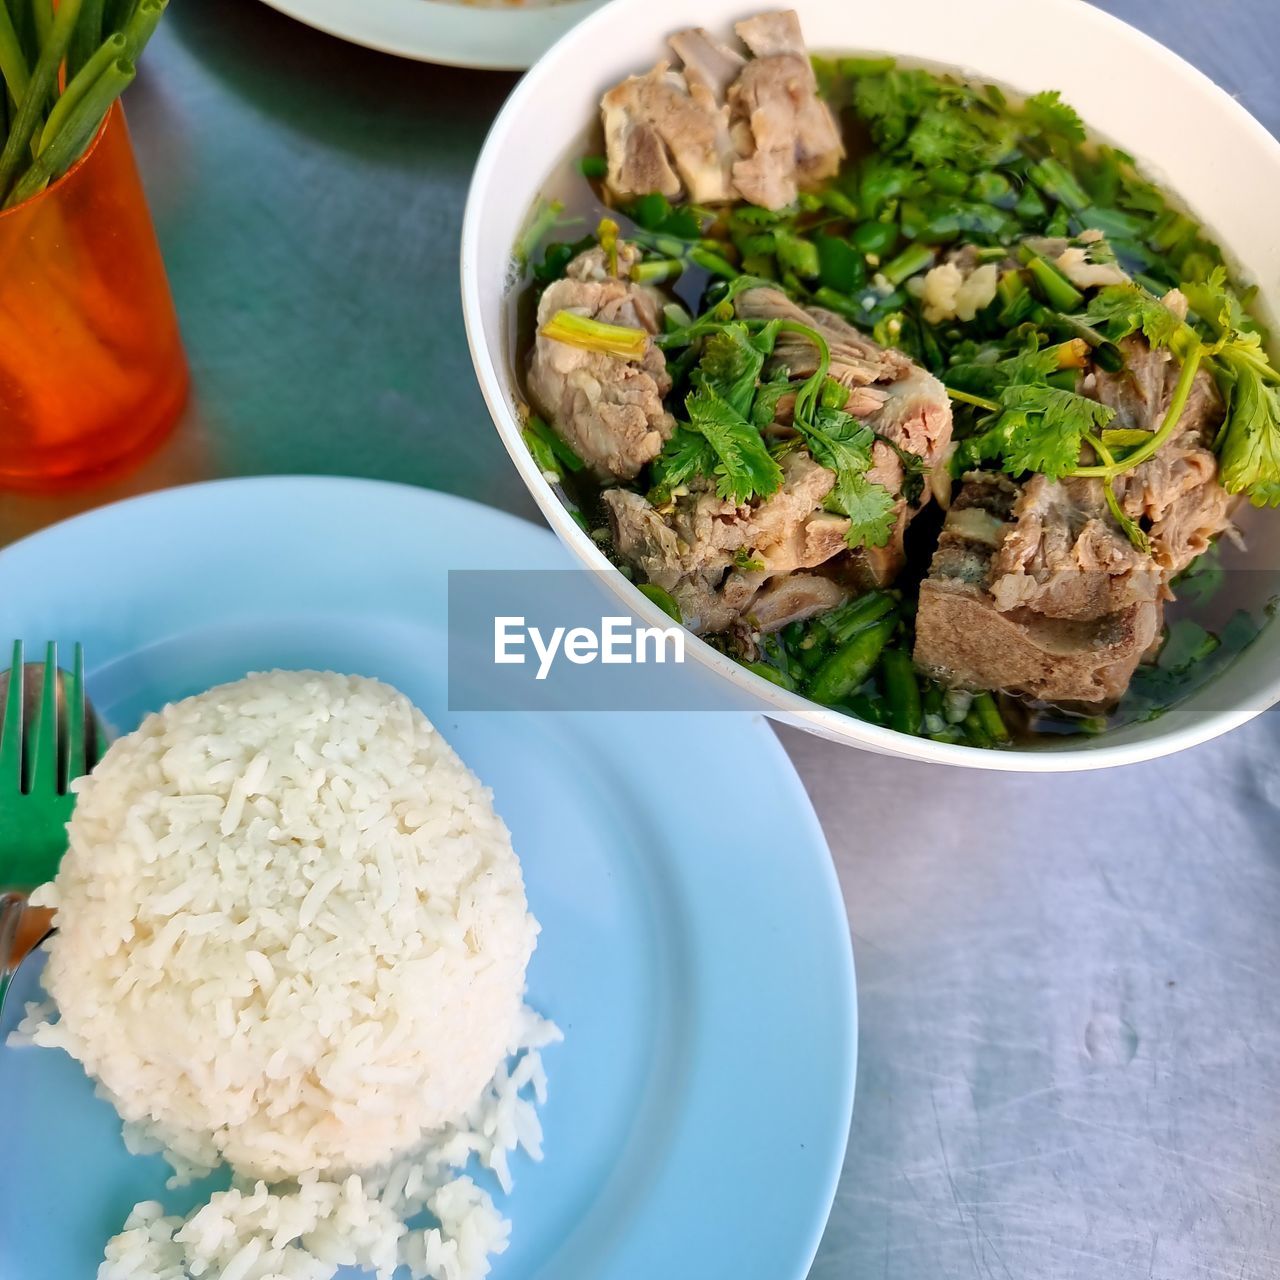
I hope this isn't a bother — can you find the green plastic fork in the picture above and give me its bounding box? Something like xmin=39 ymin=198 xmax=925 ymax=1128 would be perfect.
xmin=0 ymin=641 xmax=96 ymax=1018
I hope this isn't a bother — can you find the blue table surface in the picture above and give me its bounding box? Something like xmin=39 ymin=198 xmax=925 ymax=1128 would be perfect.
xmin=2 ymin=2 xmax=1278 ymax=1277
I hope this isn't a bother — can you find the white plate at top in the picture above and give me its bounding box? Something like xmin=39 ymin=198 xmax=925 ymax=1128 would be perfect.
xmin=257 ymin=0 xmax=605 ymax=70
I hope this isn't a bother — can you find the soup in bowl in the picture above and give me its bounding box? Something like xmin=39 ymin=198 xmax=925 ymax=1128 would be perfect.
xmin=461 ymin=0 xmax=1280 ymax=770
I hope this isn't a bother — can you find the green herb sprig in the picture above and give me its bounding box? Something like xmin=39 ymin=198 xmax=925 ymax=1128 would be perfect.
xmin=0 ymin=0 xmax=168 ymax=209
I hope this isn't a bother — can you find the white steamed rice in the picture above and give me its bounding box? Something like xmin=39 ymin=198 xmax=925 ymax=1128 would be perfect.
xmin=13 ymin=670 xmax=559 ymax=1280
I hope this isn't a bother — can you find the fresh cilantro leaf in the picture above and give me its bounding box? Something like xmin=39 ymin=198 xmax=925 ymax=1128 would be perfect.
xmin=1000 ymin=345 xmax=1071 ymax=386
xmin=853 ymin=68 xmax=939 ymax=148
xmin=831 ymin=472 xmax=899 ymax=548
xmin=1156 ymin=618 xmax=1220 ymax=674
xmin=801 ymin=405 xmax=875 ymax=473
xmin=947 ymin=343 xmax=1065 ymax=398
xmin=650 ymin=425 xmax=717 ymax=499
xmin=1182 ymin=265 xmax=1256 ymax=339
xmin=1083 ymin=283 xmax=1180 ymax=348
xmin=695 ymin=320 xmax=779 ymax=417
xmin=732 ymin=547 xmax=766 ymax=572
xmin=794 ymin=406 xmax=897 ymax=548
xmin=751 ymin=369 xmax=794 ymax=430
xmin=1216 ymin=346 xmax=1280 ymax=507
xmin=1173 ymin=268 xmax=1280 ymax=508
xmin=972 ymin=385 xmax=1115 ymax=479
xmin=1023 ymin=90 xmax=1086 ymax=143
xmin=686 ymin=385 xmax=784 ymax=503
xmin=906 ymin=103 xmax=1018 ymax=171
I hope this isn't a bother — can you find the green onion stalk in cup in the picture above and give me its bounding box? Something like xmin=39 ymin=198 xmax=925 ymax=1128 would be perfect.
xmin=0 ymin=0 xmax=167 ymax=209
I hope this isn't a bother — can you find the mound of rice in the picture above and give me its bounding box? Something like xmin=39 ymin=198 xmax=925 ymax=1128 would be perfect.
xmin=16 ymin=670 xmax=558 ymax=1280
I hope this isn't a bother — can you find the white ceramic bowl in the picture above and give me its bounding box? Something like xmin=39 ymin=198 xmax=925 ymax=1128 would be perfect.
xmin=461 ymin=0 xmax=1280 ymax=771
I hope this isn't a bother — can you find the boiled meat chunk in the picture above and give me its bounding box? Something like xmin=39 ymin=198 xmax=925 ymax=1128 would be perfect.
xmin=527 ymin=246 xmax=674 ymax=481
xmin=600 ymin=10 xmax=843 ymax=211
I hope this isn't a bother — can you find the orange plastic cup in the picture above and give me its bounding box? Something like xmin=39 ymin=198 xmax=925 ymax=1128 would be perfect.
xmin=0 ymin=103 xmax=189 ymax=489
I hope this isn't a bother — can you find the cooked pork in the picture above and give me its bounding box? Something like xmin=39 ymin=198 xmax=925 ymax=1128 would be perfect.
xmin=1088 ymin=336 xmax=1233 ymax=573
xmin=735 ymin=285 xmax=952 ymax=584
xmin=602 ymin=63 xmax=737 ymax=204
xmin=914 ymin=473 xmax=1161 ymax=703
xmin=603 ymin=449 xmax=847 ymax=633
xmin=527 ymin=245 xmax=674 ymax=481
xmin=987 ymin=475 xmax=1160 ymax=620
xmin=601 ymin=10 xmax=842 ymax=211
xmin=913 ymin=322 xmax=1236 ymax=705
xmin=726 ymin=12 xmax=844 ymax=208
xmin=736 ymin=288 xmax=953 ymax=465
xmin=748 ymin=573 xmax=850 ymax=632
xmin=668 ymin=27 xmax=746 ymax=101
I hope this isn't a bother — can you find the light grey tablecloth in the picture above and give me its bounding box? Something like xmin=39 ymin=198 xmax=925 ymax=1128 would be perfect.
xmin=2 ymin=2 xmax=1277 ymax=1276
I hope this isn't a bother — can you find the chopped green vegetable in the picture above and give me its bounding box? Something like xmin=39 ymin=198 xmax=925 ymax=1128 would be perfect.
xmin=809 ymin=615 xmax=897 ymax=705
xmin=685 ymin=383 xmax=784 ymax=503
xmin=817 ymin=590 xmax=897 ymax=644
xmin=882 ymin=648 xmax=923 ymax=735
xmin=1082 ymin=282 xmax=1181 ymax=348
xmin=524 ymin=414 xmax=583 ymax=473
xmin=1019 ymin=247 xmax=1085 ymax=312
xmin=539 ymin=310 xmax=650 ymax=360
xmin=970 ymin=692 xmax=1011 ymax=743
xmin=745 ymin=660 xmax=796 ymax=690
xmin=638 ymin=583 xmax=682 ymax=623
xmin=964 ymin=381 xmax=1115 ymax=480
xmin=1023 ymin=89 xmax=1085 ymax=143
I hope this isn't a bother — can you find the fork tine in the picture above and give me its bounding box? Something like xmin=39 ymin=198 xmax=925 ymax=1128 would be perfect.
xmin=26 ymin=642 xmax=59 ymax=797
xmin=63 ymin=642 xmax=88 ymax=793
xmin=0 ymin=640 xmax=22 ymax=788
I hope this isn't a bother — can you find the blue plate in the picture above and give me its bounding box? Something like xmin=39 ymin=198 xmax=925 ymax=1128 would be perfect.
xmin=0 ymin=478 xmax=855 ymax=1280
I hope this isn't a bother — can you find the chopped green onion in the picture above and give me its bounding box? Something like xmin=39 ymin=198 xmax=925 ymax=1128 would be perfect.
xmin=817 ymin=591 xmax=896 ymax=644
xmin=851 ymin=220 xmax=898 ymax=257
xmin=1019 ymin=246 xmax=1085 ymax=312
xmin=882 ymin=648 xmax=922 ymax=735
xmin=539 ymin=309 xmax=649 ymax=360
xmin=745 ymin=661 xmax=797 ymax=691
xmin=880 ymin=242 xmax=934 ymax=286
xmin=517 ymin=198 xmax=566 ymax=268
xmin=809 ymin=616 xmax=896 ymax=705
xmin=638 ymin=583 xmax=682 ymax=623
xmin=688 ymin=245 xmax=739 ymax=278
xmin=631 ymin=257 xmax=683 ymax=285
xmin=970 ymin=692 xmax=1010 ymax=743
xmin=524 ymin=414 xmax=583 ymax=473
xmin=1027 ymin=156 xmax=1090 ymax=212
